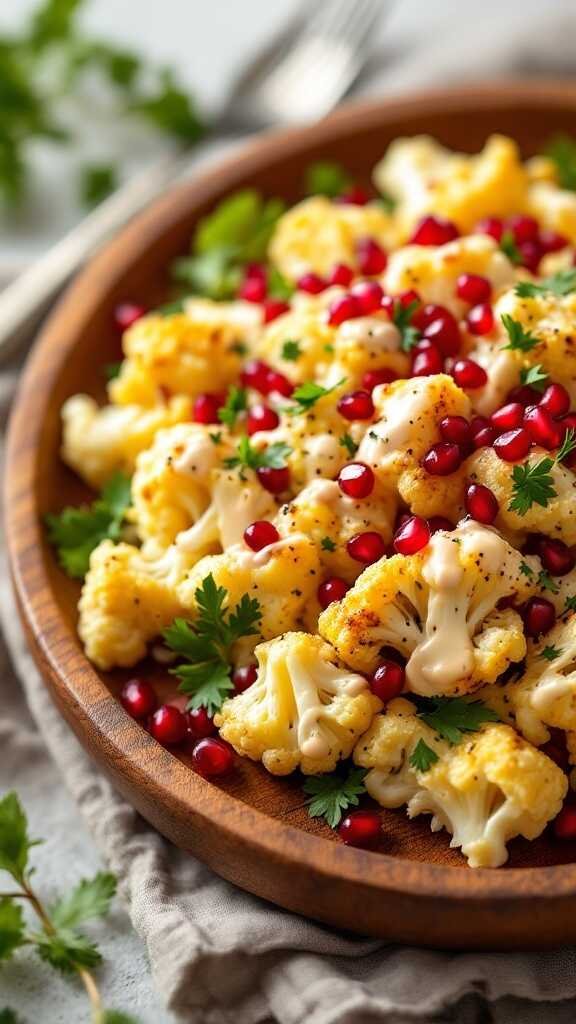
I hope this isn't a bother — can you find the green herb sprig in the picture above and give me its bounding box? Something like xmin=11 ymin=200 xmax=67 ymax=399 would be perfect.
xmin=409 ymin=739 xmax=439 ymax=772
xmin=411 ymin=696 xmax=499 ymax=745
xmin=304 ymin=766 xmax=367 ymax=828
xmin=501 ymin=314 xmax=539 ymax=352
xmin=509 ymin=428 xmax=576 ymax=515
xmin=224 ymin=436 xmax=292 ymax=479
xmin=286 ymin=378 xmax=345 ymax=416
xmin=515 ymin=269 xmax=576 ymax=299
xmin=45 ymin=472 xmax=131 ymax=579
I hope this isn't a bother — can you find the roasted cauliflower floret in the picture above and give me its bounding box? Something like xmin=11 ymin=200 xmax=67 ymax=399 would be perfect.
xmin=255 ymin=304 xmax=336 ymax=383
xmin=356 ymin=702 xmax=566 ymax=867
xmin=384 ymin=235 xmax=514 ymax=316
xmin=466 ymin=446 xmax=576 ymax=546
xmin=324 ymin=316 xmax=410 ymax=389
xmin=109 ymin=312 xmax=245 ymax=406
xmin=78 ymin=539 xmax=192 ymax=669
xmin=183 ymin=296 xmax=262 ymax=349
xmin=215 ymin=631 xmax=380 ymax=775
xmin=319 ymin=521 xmax=533 ymax=694
xmin=374 ymin=134 xmax=528 ymax=236
xmin=61 ymin=394 xmax=192 ymax=490
xmin=528 ymin=181 xmax=576 ymax=246
xmin=269 ymin=195 xmax=395 ymax=280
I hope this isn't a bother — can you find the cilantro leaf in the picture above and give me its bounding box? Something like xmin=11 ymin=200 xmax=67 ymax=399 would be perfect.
xmin=515 ymin=269 xmax=576 ymax=298
xmin=304 ymin=160 xmax=350 ymax=198
xmin=499 ymin=231 xmax=522 ymax=265
xmin=339 ymin=433 xmax=359 ymax=457
xmin=540 ymin=645 xmax=563 ymax=662
xmin=392 ymin=299 xmax=421 ymax=352
xmin=520 ymin=560 xmax=535 ymax=577
xmin=80 ymin=162 xmax=117 ymax=207
xmin=281 ymin=339 xmax=302 ymax=362
xmin=538 ymin=570 xmax=560 ymax=594
xmin=218 ymin=386 xmax=247 ymax=428
xmin=51 ymin=872 xmax=116 ymax=930
xmin=45 ymin=472 xmax=131 ymax=578
xmin=0 ymin=792 xmax=35 ymax=882
xmin=321 ymin=536 xmax=336 ymax=552
xmin=565 ymin=595 xmax=576 ymax=613
xmin=0 ymin=899 xmax=25 ymax=962
xmin=287 ymin=378 xmax=345 ymax=415
xmin=501 ymin=314 xmax=539 ymax=352
xmin=509 ymin=457 xmax=556 ymax=515
xmin=409 ymin=739 xmax=439 ymax=773
xmin=412 ymin=696 xmax=499 ymax=745
xmin=304 ymin=766 xmax=367 ymax=829
xmin=224 ymin=436 xmax=292 ymax=476
xmin=520 ymin=364 xmax=548 ymax=392
xmin=163 ymin=576 xmax=262 ymax=714
xmin=545 ymin=134 xmax=576 ymax=191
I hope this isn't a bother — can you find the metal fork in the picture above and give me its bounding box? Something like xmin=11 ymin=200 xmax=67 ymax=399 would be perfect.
xmin=0 ymin=0 xmax=387 ymax=363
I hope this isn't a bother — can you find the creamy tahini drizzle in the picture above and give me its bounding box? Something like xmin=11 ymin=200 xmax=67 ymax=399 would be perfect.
xmin=531 ymin=674 xmax=574 ymax=714
xmin=356 ymin=379 xmax=432 ymax=469
xmin=303 ymin=433 xmax=342 ymax=478
xmin=337 ymin=317 xmax=401 ymax=351
xmin=172 ymin=430 xmax=219 ymax=477
xmin=406 ymin=522 xmax=508 ymax=695
xmin=235 ymin=531 xmax=310 ymax=569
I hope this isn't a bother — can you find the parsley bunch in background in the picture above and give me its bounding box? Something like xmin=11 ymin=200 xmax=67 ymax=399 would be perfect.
xmin=0 ymin=0 xmax=204 ymax=209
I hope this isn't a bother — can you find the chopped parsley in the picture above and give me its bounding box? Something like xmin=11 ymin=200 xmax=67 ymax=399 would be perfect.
xmin=564 ymin=595 xmax=576 ymax=613
xmin=540 ymin=645 xmax=563 ymax=662
xmin=209 ymin=431 xmax=223 ymax=445
xmin=520 ymin=364 xmax=548 ymax=392
xmin=281 ymin=339 xmax=302 ymax=362
xmin=520 ymin=560 xmax=535 ymax=577
xmin=501 ymin=314 xmax=539 ymax=352
xmin=515 ymin=269 xmax=576 ymax=299
xmin=45 ymin=472 xmax=131 ymax=579
xmin=224 ymin=436 xmax=292 ymax=478
xmin=218 ymin=386 xmax=247 ymax=428
xmin=509 ymin=430 xmax=576 ymax=514
xmin=392 ymin=299 xmax=421 ymax=352
xmin=339 ymin=433 xmax=359 ymax=457
xmin=303 ymin=765 xmax=366 ymax=828
xmin=321 ymin=536 xmax=336 ymax=552
xmin=163 ymin=575 xmax=262 ymax=714
xmin=409 ymin=738 xmax=439 ymax=772
xmin=286 ymin=378 xmax=346 ymax=415
xmin=411 ymin=696 xmax=499 ymax=745
xmin=538 ymin=570 xmax=560 ymax=594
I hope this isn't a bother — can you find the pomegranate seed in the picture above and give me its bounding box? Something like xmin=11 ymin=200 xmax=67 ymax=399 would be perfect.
xmin=370 ymin=660 xmax=405 ymax=702
xmin=263 ymin=299 xmax=290 ymax=323
xmin=393 ymin=515 xmax=430 ymax=555
xmin=337 ymin=389 xmax=375 ymax=421
xmin=264 ymin=369 xmax=294 ymax=397
xmin=456 ymin=273 xmax=492 ymax=304
xmin=519 ymin=240 xmax=543 ymax=274
xmin=491 ymin=402 xmax=524 ymax=432
xmin=413 ymin=303 xmax=450 ymax=330
xmin=327 ymin=293 xmax=362 ymax=326
xmin=465 ymin=483 xmax=499 ymax=524
xmin=257 ymin=466 xmax=290 ymax=494
xmin=467 ymin=303 xmax=494 ymax=336
xmin=244 ymin=520 xmax=280 ymax=551
xmin=508 ymin=384 xmax=540 ymax=407
xmin=554 ymin=803 xmax=576 ymax=840
xmin=411 ymin=344 xmax=443 ymax=377
xmin=523 ymin=597 xmax=556 ymax=637
xmin=114 ymin=302 xmax=146 ymax=331
xmin=439 ymin=415 xmax=471 ymax=446
xmin=428 ymin=515 xmax=454 ymax=533
xmin=362 ymin=367 xmax=398 ymax=391
xmin=473 ymin=426 xmax=497 ymax=449
xmin=150 ymin=705 xmax=187 ymax=746
xmin=423 ymin=314 xmax=461 ymax=357
xmin=540 ymin=383 xmax=570 ymax=419
xmin=452 ymin=358 xmax=488 ymax=389
xmin=232 ymin=664 xmax=258 ymax=693
xmin=470 ymin=415 xmax=490 ymax=437
xmin=523 ymin=405 xmax=563 ymax=450
xmin=409 ymin=215 xmax=459 ymax=246
xmin=398 ymin=289 xmax=421 ymax=307
xmin=338 ymin=184 xmax=370 ymax=206
xmin=239 ymin=275 xmax=267 ymax=303
xmin=422 ymin=442 xmax=462 ymax=476
xmin=350 ymin=280 xmax=384 ymax=313
xmin=493 ymin=428 xmax=531 ymax=461
xmin=475 ymin=216 xmax=504 ymax=241
xmin=192 ymin=737 xmax=234 ymax=777
xmin=241 ymin=359 xmax=271 ymax=393
xmin=338 ymin=809 xmax=381 ymax=847
xmin=357 ymin=237 xmax=387 ymax=275
xmin=121 ymin=678 xmax=157 ymax=719
xmin=338 ymin=462 xmax=375 ymax=498
xmin=247 ymin=404 xmax=279 ymax=435
xmin=508 ymin=215 xmax=539 ymax=245
xmin=538 ymin=538 xmax=576 ymax=576
xmin=193 ymin=392 xmax=224 ymax=424
xmin=539 ymin=229 xmax=568 ymax=254
xmin=297 ymin=272 xmax=326 ymax=294
xmin=328 ymin=262 xmax=354 ymax=287
xmin=318 ymin=577 xmax=349 ymax=609
xmin=186 ymin=706 xmax=216 ymax=739
xmin=347 ymin=531 xmax=386 ymax=564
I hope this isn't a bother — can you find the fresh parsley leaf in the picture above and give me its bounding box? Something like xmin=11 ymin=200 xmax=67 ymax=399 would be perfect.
xmin=80 ymin=162 xmax=117 ymax=207
xmin=0 ymin=792 xmax=35 ymax=882
xmin=540 ymin=645 xmax=563 ymax=662
xmin=304 ymin=766 xmax=367 ymax=828
xmin=45 ymin=472 xmax=131 ymax=578
xmin=51 ymin=872 xmax=116 ymax=930
xmin=392 ymin=300 xmax=421 ymax=352
xmin=304 ymin=160 xmax=350 ymax=198
xmin=557 ymin=427 xmax=576 ymax=463
xmin=538 ymin=570 xmax=560 ymax=594
xmin=281 ymin=339 xmax=302 ymax=362
xmin=321 ymin=536 xmax=336 ymax=552
xmin=520 ymin=560 xmax=535 ymax=577
xmin=287 ymin=378 xmax=345 ymax=415
xmin=501 ymin=314 xmax=539 ymax=352
xmin=224 ymin=436 xmax=292 ymax=476
xmin=0 ymin=899 xmax=25 ymax=962
xmin=218 ymin=386 xmax=247 ymax=428
xmin=515 ymin=269 xmax=576 ymax=298
xmin=163 ymin=576 xmax=262 ymax=714
xmin=209 ymin=431 xmax=222 ymax=445
xmin=103 ymin=360 xmax=122 ymax=381
xmin=520 ymin=364 xmax=548 ymax=392
xmin=565 ymin=595 xmax=576 ymax=613
xmin=339 ymin=433 xmax=359 ymax=457
xmin=412 ymin=696 xmax=499 ymax=745
xmin=508 ymin=457 xmax=556 ymax=515
xmin=409 ymin=739 xmax=439 ymax=772
xmin=545 ymin=134 xmax=576 ymax=191
xmin=499 ymin=230 xmax=522 ymax=265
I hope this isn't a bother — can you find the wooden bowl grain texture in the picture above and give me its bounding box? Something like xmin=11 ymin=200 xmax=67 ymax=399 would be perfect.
xmin=7 ymin=81 xmax=576 ymax=950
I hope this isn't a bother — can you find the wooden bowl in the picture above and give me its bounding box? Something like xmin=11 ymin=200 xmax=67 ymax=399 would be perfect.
xmin=7 ymin=81 xmax=576 ymax=950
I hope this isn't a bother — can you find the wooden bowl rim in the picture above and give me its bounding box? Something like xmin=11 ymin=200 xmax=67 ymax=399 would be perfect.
xmin=7 ymin=79 xmax=576 ymax=907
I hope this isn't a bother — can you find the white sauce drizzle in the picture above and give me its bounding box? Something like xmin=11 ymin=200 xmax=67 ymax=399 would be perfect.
xmin=531 ymin=674 xmax=575 ymax=714
xmin=336 ymin=317 xmax=401 ymax=351
xmin=172 ymin=430 xmax=219 ymax=477
xmin=234 ymin=532 xmax=310 ymax=570
xmin=303 ymin=433 xmax=342 ymax=478
xmin=357 ymin=379 xmax=432 ymax=469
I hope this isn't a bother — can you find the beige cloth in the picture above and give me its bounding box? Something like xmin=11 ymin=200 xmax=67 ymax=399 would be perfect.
xmin=5 ymin=6 xmax=576 ymax=1021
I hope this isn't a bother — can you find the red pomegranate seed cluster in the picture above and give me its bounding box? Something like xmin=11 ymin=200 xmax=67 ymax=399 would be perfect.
xmin=475 ymin=214 xmax=568 ymax=273
xmin=237 ymin=265 xmax=290 ymax=323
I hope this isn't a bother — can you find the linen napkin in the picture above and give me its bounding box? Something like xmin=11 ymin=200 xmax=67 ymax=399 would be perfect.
xmin=4 ymin=5 xmax=576 ymax=1022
